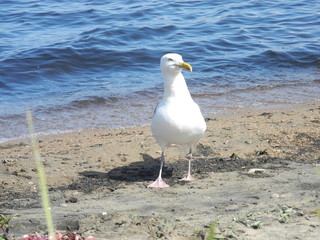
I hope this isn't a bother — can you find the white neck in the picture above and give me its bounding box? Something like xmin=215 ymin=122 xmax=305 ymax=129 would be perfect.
xmin=162 ymin=71 xmax=192 ymax=100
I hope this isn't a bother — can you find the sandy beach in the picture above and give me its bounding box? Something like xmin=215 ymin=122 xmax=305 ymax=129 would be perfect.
xmin=0 ymin=102 xmax=319 ymax=239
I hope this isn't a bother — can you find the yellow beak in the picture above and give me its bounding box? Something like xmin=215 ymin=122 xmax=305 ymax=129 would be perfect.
xmin=179 ymin=62 xmax=192 ymax=72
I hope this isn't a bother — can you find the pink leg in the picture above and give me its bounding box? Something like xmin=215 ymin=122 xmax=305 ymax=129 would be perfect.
xmin=181 ymin=147 xmax=194 ymax=181
xmin=148 ymin=151 xmax=169 ymax=188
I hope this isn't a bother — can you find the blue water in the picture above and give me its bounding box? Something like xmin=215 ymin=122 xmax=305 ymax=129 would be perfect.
xmin=1 ymin=0 xmax=319 ymax=141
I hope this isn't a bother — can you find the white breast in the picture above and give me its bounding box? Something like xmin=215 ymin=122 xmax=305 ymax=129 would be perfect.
xmin=151 ymin=97 xmax=206 ymax=147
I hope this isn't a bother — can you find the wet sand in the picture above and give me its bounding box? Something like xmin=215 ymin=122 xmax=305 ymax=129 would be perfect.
xmin=0 ymin=102 xmax=319 ymax=239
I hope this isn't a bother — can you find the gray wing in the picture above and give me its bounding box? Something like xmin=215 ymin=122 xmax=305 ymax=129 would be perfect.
xmin=153 ymin=103 xmax=159 ymax=116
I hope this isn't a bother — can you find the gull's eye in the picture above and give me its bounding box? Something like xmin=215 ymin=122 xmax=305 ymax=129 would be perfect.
xmin=168 ymin=58 xmax=173 ymax=62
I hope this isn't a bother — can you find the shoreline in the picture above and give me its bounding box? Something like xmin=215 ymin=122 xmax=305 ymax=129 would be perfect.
xmin=1 ymin=101 xmax=319 ymax=239
xmin=1 ymin=75 xmax=319 ymax=141
xmin=1 ymin=100 xmax=318 ymax=144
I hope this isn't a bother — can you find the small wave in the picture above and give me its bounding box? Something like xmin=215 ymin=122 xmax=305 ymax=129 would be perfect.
xmin=35 ymin=96 xmax=121 ymax=114
xmin=69 ymin=96 xmax=118 ymax=109
xmin=0 ymin=43 xmax=161 ymax=85
xmin=246 ymin=49 xmax=320 ymax=68
xmin=0 ymin=80 xmax=10 ymax=89
xmin=191 ymin=81 xmax=313 ymax=99
xmin=314 ymin=79 xmax=320 ymax=84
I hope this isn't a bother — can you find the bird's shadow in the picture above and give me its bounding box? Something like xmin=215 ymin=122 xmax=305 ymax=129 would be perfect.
xmin=62 ymin=145 xmax=287 ymax=194
xmin=79 ymin=153 xmax=172 ymax=182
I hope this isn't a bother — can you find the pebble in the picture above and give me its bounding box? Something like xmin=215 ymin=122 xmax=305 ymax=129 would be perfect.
xmin=66 ymin=196 xmax=78 ymax=203
xmin=248 ymin=168 xmax=266 ymax=174
xmin=271 ymin=193 xmax=280 ymax=199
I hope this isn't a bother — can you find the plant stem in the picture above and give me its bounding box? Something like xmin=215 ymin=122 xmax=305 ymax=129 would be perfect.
xmin=26 ymin=109 xmax=55 ymax=240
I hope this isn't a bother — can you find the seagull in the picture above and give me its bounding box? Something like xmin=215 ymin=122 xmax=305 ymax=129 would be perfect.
xmin=148 ymin=53 xmax=206 ymax=188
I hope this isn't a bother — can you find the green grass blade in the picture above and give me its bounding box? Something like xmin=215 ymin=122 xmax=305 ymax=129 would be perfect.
xmin=26 ymin=109 xmax=55 ymax=240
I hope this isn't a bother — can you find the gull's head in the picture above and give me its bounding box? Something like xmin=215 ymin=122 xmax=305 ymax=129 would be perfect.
xmin=160 ymin=53 xmax=192 ymax=75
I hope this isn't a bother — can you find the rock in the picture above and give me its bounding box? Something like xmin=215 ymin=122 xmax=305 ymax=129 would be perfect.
xmin=255 ymin=150 xmax=268 ymax=156
xmin=66 ymin=196 xmax=78 ymax=203
xmin=248 ymin=168 xmax=266 ymax=174
xmin=230 ymin=153 xmax=240 ymax=160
